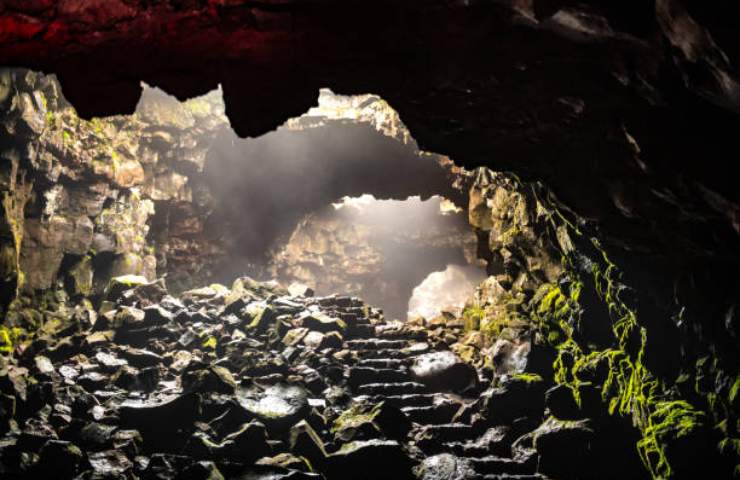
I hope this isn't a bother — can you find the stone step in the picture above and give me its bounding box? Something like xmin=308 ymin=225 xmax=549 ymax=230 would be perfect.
xmin=352 ymin=348 xmax=420 ymax=360
xmin=346 ymin=325 xmax=375 ymax=339
xmin=445 ymin=440 xmax=511 ymax=458
xmin=444 ymin=426 xmax=520 ymax=458
xmin=478 ymin=475 xmax=545 ymax=480
xmin=356 ymin=382 xmax=429 ymax=396
xmin=402 ymin=402 xmax=461 ymax=425
xmin=356 ymin=358 xmax=410 ymax=369
xmin=468 ymin=455 xmax=537 ymax=476
xmin=348 ymin=367 xmax=409 ymax=388
xmin=414 ymin=423 xmax=480 ymax=453
xmin=360 ymin=393 xmax=441 ymax=408
xmin=446 ymin=441 xmax=490 ymax=457
xmin=345 ymin=339 xmax=411 ymax=350
xmin=374 ymin=327 xmax=428 ymax=341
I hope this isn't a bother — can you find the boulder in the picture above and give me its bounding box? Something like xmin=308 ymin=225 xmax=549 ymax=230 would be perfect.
xmin=182 ymin=364 xmax=237 ymax=395
xmin=112 ymin=364 xmax=159 ymax=391
xmin=143 ymin=305 xmax=174 ymax=326
xmin=410 ymin=351 xmax=477 ymax=392
xmin=231 ymin=466 xmax=321 ymax=479
xmin=481 ymin=374 xmax=547 ymax=425
xmin=113 ymin=306 xmax=145 ymax=329
xmin=328 ymin=439 xmax=413 ymax=480
xmin=283 ymin=328 xmax=309 ymax=347
xmin=237 ymin=384 xmax=310 ymax=433
xmin=219 ymin=421 xmax=272 ymax=462
xmin=490 ymin=339 xmax=555 ymax=377
xmin=414 ymin=453 xmax=475 ymax=480
xmin=118 ymin=393 xmax=201 ymax=450
xmin=105 ymin=275 xmax=149 ymax=302
xmin=35 ymin=440 xmax=84 ymax=478
xmin=256 ymin=453 xmax=310 ymax=471
xmin=331 ymin=401 xmax=411 ymax=442
xmin=88 ymin=449 xmax=134 ymax=477
xmin=299 ymin=312 xmax=347 ymax=333
xmin=533 ymin=417 xmax=595 ymax=479
xmin=289 ymin=420 xmax=327 ymax=469
xmin=303 ymin=330 xmax=342 ymax=349
xmin=245 ymin=303 xmax=278 ymax=332
xmin=179 ymin=460 xmax=226 ymax=480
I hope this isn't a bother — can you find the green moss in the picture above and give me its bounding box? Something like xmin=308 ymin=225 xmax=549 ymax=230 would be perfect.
xmin=525 ymin=189 xmax=706 ymax=478
xmin=462 ymin=305 xmax=484 ymax=331
xmin=638 ymin=400 xmax=705 ymax=478
xmin=202 ymin=336 xmax=217 ymax=350
xmin=499 ymin=224 xmax=520 ymax=244
xmin=730 ymin=377 xmax=740 ymax=405
xmin=719 ymin=438 xmax=740 ymax=457
xmin=0 ymin=327 xmax=12 ymax=353
xmin=0 ymin=326 xmax=26 ymax=354
xmin=512 ymin=373 xmax=543 ymax=383
xmin=480 ymin=309 xmax=526 ymax=338
xmin=331 ymin=403 xmax=382 ymax=434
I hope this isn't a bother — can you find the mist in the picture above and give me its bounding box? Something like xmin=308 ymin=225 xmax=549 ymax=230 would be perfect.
xmin=188 ymin=93 xmax=460 ymax=285
xmin=271 ymin=195 xmax=484 ymax=320
xmin=139 ymin=85 xmax=481 ymax=318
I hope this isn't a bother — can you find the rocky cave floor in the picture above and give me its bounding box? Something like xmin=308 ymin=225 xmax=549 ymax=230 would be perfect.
xmin=0 ymin=275 xmax=639 ymax=480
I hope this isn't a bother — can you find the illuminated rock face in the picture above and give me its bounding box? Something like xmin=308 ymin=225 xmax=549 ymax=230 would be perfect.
xmin=0 ymin=72 xmax=462 ymax=303
xmin=270 ymin=196 xmax=482 ymax=321
xmin=0 ymin=74 xmax=226 ymax=297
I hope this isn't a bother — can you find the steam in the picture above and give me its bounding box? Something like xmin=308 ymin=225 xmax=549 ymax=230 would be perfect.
xmin=137 ymin=85 xmax=480 ymax=315
xmin=197 ymin=94 xmax=456 ymax=285
xmin=271 ymin=195 xmax=484 ymax=320
xmin=408 ymin=264 xmax=487 ymax=320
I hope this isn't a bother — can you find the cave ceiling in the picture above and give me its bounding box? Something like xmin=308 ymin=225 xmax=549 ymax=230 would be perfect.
xmin=1 ymin=0 xmax=740 ymax=284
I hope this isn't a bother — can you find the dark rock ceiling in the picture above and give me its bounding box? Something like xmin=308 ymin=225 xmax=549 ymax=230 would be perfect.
xmin=1 ymin=0 xmax=739 ymax=314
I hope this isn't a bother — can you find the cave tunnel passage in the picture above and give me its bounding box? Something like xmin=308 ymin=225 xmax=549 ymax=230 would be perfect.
xmin=2 ymin=71 xmax=485 ymax=323
xmin=146 ymin=87 xmax=475 ymax=312
xmin=270 ymin=194 xmax=487 ymax=321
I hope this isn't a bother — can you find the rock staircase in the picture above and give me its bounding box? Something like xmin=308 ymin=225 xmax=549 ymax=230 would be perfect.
xmin=1 ymin=277 xmax=624 ymax=480
xmin=335 ymin=310 xmax=546 ymax=480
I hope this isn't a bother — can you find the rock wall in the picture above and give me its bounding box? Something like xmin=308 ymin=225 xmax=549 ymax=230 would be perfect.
xmin=0 ymin=69 xmax=464 ymax=316
xmin=453 ymin=168 xmax=739 ymax=478
xmin=0 ymin=70 xmax=227 ymax=308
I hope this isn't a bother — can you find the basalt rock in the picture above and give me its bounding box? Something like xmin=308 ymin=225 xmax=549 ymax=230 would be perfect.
xmin=481 ymin=375 xmax=548 ymax=426
xmin=410 ymin=351 xmax=478 ymax=393
xmin=236 ymin=384 xmax=310 ymax=434
xmin=414 ymin=453 xmax=476 ymax=480
xmin=327 ymin=439 xmax=414 ymax=480
xmin=0 ymin=267 xmax=691 ymax=479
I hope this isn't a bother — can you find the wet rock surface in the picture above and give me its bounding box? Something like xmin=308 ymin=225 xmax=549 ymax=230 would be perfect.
xmin=0 ymin=275 xmax=649 ymax=479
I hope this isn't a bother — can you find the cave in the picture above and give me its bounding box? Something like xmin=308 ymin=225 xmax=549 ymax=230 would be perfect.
xmin=1 ymin=2 xmax=739 ymax=480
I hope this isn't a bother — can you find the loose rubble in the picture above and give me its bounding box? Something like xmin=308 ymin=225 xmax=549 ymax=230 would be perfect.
xmin=0 ymin=276 xmax=644 ymax=479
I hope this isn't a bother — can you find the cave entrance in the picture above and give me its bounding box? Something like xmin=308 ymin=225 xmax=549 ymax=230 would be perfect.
xmin=143 ymin=87 xmax=486 ymax=320
xmin=2 ymin=70 xmax=488 ymax=324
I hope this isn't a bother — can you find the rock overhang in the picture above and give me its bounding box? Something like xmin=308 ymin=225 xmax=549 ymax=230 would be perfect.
xmin=2 ymin=1 xmax=740 ymax=278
